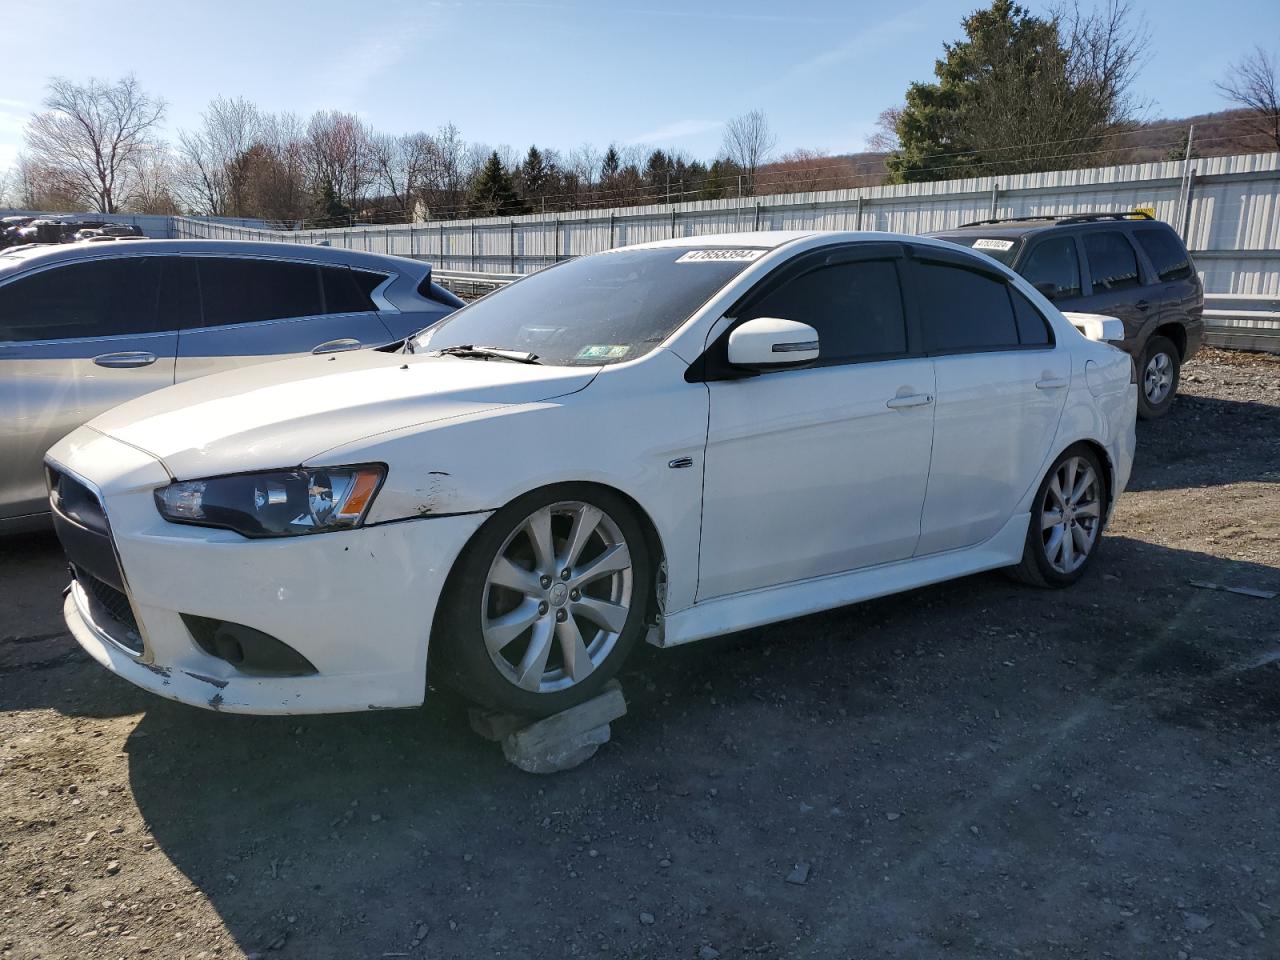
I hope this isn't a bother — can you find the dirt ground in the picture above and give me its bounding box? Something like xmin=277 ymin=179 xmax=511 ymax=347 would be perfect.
xmin=2 ymin=347 xmax=1278 ymax=960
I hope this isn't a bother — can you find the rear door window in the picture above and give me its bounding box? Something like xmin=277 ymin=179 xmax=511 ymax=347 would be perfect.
xmin=915 ymin=261 xmax=1020 ymax=353
xmin=743 ymin=258 xmax=908 ymax=363
xmin=1083 ymin=231 xmax=1142 ymax=292
xmin=197 ymin=258 xmax=323 ymax=327
xmin=321 ymin=266 xmax=376 ymax=314
xmin=0 ymin=258 xmax=163 ymax=342
xmin=1133 ymin=228 xmax=1193 ymax=282
xmin=1020 ymin=236 xmax=1081 ymax=299
xmin=1010 ymin=288 xmax=1053 ymax=346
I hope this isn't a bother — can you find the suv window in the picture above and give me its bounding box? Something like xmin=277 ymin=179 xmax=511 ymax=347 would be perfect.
xmin=1133 ymin=228 xmax=1193 ymax=282
xmin=321 ymin=266 xmax=376 ymax=314
xmin=198 ymin=258 xmax=323 ymax=327
xmin=1020 ymin=236 xmax=1081 ymax=299
xmin=0 ymin=258 xmax=162 ymax=342
xmin=916 ymin=261 xmax=1019 ymax=353
xmin=1083 ymin=231 xmax=1142 ymax=292
xmin=743 ymin=259 xmax=908 ymax=362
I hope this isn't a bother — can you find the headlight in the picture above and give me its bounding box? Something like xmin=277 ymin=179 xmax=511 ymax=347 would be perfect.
xmin=154 ymin=464 xmax=385 ymax=538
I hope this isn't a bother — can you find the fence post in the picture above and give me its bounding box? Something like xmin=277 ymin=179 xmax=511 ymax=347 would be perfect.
xmin=409 ymin=224 xmax=416 ymax=257
xmin=608 ymin=213 xmax=615 ymax=249
xmin=510 ymin=219 xmax=516 ymax=273
xmin=753 ymin=202 xmax=761 ymax=231
xmin=989 ymin=183 xmax=1000 ymax=220
xmin=554 ymin=219 xmax=560 ymax=263
xmin=670 ymin=207 xmax=676 ymax=239
xmin=855 ymin=195 xmax=863 ymax=231
xmin=471 ymin=223 xmax=477 ymax=270
xmin=440 ymin=223 xmax=446 ymax=267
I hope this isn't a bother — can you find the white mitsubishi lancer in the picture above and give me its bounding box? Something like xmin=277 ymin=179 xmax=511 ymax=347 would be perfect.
xmin=46 ymin=231 xmax=1136 ymax=717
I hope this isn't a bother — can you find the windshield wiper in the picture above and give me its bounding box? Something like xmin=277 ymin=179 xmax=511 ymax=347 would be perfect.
xmin=432 ymin=344 xmax=542 ymax=364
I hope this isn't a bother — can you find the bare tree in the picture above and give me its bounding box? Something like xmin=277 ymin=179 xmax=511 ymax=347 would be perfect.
xmin=23 ymin=75 xmax=165 ymax=213
xmin=865 ymin=106 xmax=903 ymax=153
xmin=14 ymin=153 xmax=81 ymax=210
xmin=0 ymin=166 xmax=15 ymax=208
xmin=306 ymin=110 xmax=374 ymax=217
xmin=1216 ymin=46 xmax=1280 ymax=149
xmin=246 ymin=112 xmax=310 ymax=225
xmin=721 ymin=109 xmax=777 ymax=195
xmin=125 ymin=146 xmax=179 ymax=214
xmin=370 ymin=131 xmax=435 ymax=219
xmin=175 ymin=96 xmax=262 ymax=216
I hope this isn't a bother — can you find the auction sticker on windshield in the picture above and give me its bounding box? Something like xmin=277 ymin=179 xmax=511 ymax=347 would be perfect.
xmin=576 ymin=344 xmax=630 ymax=360
xmin=972 ymin=238 xmax=1015 ymax=251
xmin=676 ymin=249 xmax=767 ymax=263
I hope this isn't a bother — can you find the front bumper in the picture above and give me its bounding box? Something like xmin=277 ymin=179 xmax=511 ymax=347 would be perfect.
xmin=48 ymin=428 xmax=489 ymax=715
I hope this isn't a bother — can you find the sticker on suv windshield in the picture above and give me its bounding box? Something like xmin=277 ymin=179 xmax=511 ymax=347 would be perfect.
xmin=676 ymin=249 xmax=767 ymax=263
xmin=576 ymin=344 xmax=631 ymax=360
xmin=973 ymin=238 xmax=1014 ymax=251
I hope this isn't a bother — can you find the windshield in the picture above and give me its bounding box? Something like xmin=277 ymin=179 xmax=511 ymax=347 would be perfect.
xmin=410 ymin=246 xmax=763 ymax=365
xmin=934 ymin=234 xmax=1023 ymax=266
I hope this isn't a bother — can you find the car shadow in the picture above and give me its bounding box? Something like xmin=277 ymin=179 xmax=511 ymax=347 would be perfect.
xmin=120 ymin=535 xmax=1279 ymax=958
xmin=1129 ymin=393 xmax=1278 ymax=492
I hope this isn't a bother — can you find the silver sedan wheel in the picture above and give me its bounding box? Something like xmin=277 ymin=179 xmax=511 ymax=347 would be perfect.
xmin=1143 ymin=351 xmax=1175 ymax=406
xmin=1041 ymin=456 xmax=1102 ymax=575
xmin=481 ymin=501 xmax=633 ymax=694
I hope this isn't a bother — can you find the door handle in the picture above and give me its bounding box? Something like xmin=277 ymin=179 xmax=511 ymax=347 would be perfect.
xmin=885 ymin=393 xmax=933 ymax=409
xmin=312 ymin=338 xmax=362 ymax=355
xmin=93 ymin=351 xmax=158 ymax=369
xmin=1135 ymin=300 xmax=1150 ymax=311
xmin=1035 ymin=377 xmax=1069 ymax=390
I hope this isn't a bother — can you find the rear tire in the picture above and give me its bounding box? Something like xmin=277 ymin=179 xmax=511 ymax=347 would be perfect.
xmin=436 ymin=484 xmax=652 ymax=717
xmin=1007 ymin=445 xmax=1107 ymax=588
xmin=1137 ymin=335 xmax=1180 ymax=420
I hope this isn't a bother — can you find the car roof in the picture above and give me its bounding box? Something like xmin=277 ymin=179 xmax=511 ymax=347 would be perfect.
xmin=931 ymin=213 xmax=1170 ymax=241
xmin=0 ymin=238 xmax=430 ymax=277
xmin=627 ymin=230 xmax=818 ymax=251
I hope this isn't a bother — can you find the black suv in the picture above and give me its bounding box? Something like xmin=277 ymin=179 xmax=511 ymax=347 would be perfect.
xmin=930 ymin=212 xmax=1204 ymax=418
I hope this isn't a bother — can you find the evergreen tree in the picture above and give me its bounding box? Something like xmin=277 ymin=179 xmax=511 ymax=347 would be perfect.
xmin=520 ymin=145 xmax=551 ymax=206
xmin=466 ymin=151 xmax=525 ymax=217
xmin=601 ymin=144 xmax=621 ymax=181
xmin=887 ymin=0 xmax=1133 ymax=183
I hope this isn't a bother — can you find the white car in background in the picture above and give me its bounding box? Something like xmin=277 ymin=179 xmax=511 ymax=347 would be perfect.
xmin=46 ymin=231 xmax=1136 ymax=717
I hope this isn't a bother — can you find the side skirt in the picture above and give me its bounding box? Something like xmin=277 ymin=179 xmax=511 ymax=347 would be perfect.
xmin=650 ymin=512 xmax=1030 ymax=648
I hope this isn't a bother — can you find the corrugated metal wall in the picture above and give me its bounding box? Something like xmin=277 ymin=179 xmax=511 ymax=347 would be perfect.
xmin=170 ymin=151 xmax=1280 ymax=340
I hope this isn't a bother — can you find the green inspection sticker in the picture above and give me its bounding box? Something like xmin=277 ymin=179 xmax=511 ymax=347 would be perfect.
xmin=576 ymin=344 xmax=630 ymax=360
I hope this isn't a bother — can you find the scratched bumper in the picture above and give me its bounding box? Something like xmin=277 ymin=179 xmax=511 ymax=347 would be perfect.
xmin=50 ymin=427 xmax=490 ymax=715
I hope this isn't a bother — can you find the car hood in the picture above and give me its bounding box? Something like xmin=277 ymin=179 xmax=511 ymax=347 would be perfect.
xmin=88 ymin=349 xmax=598 ymax=479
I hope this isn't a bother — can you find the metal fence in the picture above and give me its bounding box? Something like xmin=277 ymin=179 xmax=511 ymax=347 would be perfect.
xmin=164 ymin=150 xmax=1278 ymax=349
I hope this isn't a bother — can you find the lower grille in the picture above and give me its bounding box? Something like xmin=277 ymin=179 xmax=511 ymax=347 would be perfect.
xmin=74 ymin=566 xmax=144 ymax=654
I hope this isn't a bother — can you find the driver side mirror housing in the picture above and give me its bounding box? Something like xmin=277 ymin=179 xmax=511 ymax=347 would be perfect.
xmin=727 ymin=317 xmax=820 ymax=371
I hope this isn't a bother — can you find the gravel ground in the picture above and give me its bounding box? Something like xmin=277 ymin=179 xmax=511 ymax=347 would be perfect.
xmin=1 ymin=347 xmax=1278 ymax=960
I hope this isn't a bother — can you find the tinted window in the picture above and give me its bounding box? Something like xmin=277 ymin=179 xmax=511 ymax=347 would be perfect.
xmin=412 ymin=247 xmax=756 ymax=366
xmin=0 ymin=258 xmax=162 ymax=342
xmin=1020 ymin=236 xmax=1081 ymax=299
xmin=1010 ymin=288 xmax=1053 ymax=346
xmin=934 ymin=234 xmax=1020 ymax=266
xmin=916 ymin=261 xmax=1019 ymax=352
xmin=1134 ymin=228 xmax=1193 ymax=282
xmin=353 ymin=270 xmax=389 ymax=300
xmin=743 ymin=259 xmax=907 ymax=362
xmin=321 ymin=266 xmax=375 ymax=314
xmin=1083 ymin=231 xmax=1141 ymax=291
xmin=198 ymin=258 xmax=323 ymax=327
xmin=157 ymin=257 xmax=201 ymax=330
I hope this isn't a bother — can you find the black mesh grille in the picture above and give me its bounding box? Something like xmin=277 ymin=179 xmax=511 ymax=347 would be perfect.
xmin=48 ymin=468 xmax=108 ymax=534
xmin=76 ymin=567 xmax=143 ymax=653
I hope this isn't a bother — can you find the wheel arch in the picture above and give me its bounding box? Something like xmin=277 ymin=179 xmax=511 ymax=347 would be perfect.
xmin=429 ymin=480 xmax=670 ymax=658
xmin=1063 ymin=438 xmax=1116 ymax=522
xmin=1150 ymin=322 xmax=1187 ymax=359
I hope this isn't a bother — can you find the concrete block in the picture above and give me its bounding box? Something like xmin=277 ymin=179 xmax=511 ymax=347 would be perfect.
xmin=495 ymin=680 xmax=627 ymax=774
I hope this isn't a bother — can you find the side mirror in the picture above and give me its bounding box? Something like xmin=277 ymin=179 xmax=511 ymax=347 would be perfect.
xmin=727 ymin=317 xmax=819 ymax=371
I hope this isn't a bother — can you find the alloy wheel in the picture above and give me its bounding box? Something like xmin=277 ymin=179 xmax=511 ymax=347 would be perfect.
xmin=481 ymin=501 xmax=634 ymax=693
xmin=1040 ymin=456 xmax=1102 ymax=575
xmin=1143 ymin=351 xmax=1175 ymax=406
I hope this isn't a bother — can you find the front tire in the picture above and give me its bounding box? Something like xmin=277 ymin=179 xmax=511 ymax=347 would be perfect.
xmin=1137 ymin=335 xmax=1180 ymax=419
xmin=1007 ymin=446 xmax=1107 ymax=588
xmin=437 ymin=484 xmax=652 ymax=716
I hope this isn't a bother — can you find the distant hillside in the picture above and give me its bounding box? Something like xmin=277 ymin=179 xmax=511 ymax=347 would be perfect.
xmin=753 ymin=109 xmax=1275 ymax=195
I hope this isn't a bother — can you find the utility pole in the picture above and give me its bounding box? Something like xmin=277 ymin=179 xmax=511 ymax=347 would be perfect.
xmin=1177 ymin=124 xmax=1195 ymax=238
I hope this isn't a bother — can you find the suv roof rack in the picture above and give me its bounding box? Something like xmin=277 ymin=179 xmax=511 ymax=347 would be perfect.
xmin=958 ymin=211 xmax=1156 ymax=228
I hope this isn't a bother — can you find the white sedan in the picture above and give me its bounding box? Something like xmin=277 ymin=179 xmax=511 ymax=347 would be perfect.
xmin=46 ymin=231 xmax=1136 ymax=716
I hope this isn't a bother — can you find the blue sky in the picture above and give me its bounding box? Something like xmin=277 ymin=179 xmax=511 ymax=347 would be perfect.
xmin=1 ymin=0 xmax=1277 ymax=173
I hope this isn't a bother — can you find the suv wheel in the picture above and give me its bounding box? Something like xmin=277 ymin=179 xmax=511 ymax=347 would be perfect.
xmin=1137 ymin=335 xmax=1180 ymax=419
